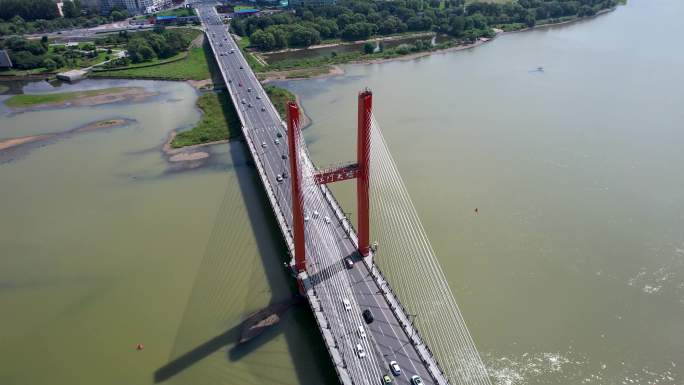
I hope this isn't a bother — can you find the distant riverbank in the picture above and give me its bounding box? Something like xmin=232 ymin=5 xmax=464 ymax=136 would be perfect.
xmin=255 ymin=6 xmax=621 ymax=82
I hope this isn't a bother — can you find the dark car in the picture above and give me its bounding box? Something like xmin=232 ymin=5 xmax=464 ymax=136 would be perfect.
xmin=344 ymin=256 xmax=354 ymax=269
xmin=362 ymin=309 xmax=374 ymax=324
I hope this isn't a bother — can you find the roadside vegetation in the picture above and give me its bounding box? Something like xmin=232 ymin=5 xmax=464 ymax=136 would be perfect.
xmin=0 ymin=0 xmax=129 ymax=37
xmin=171 ymin=91 xmax=240 ymax=148
xmin=4 ymin=87 xmax=129 ymax=108
xmin=264 ymin=85 xmax=296 ymax=119
xmin=92 ymin=30 xmax=215 ymax=81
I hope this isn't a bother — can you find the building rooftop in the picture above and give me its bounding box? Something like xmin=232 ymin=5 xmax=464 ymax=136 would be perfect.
xmin=234 ymin=9 xmax=259 ymax=14
xmin=156 ymin=15 xmax=178 ymax=20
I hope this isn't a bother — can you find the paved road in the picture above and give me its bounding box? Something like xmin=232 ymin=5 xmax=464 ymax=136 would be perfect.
xmin=195 ymin=3 xmax=437 ymax=385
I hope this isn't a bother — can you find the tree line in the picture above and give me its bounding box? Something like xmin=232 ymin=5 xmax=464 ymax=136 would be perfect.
xmin=232 ymin=0 xmax=619 ymax=51
xmin=0 ymin=35 xmax=101 ymax=70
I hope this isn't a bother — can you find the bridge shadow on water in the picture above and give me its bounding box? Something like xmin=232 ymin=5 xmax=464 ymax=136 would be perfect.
xmin=154 ymin=90 xmax=337 ymax=384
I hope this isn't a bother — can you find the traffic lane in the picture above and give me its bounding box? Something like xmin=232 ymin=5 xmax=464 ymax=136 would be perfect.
xmin=349 ymin=263 xmax=434 ymax=384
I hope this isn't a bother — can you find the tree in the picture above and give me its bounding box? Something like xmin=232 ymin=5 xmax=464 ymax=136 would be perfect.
xmin=62 ymin=0 xmax=79 ymax=18
xmin=363 ymin=41 xmax=375 ymax=54
xmin=42 ymin=57 xmax=57 ymax=70
xmin=251 ymin=30 xmax=276 ymax=50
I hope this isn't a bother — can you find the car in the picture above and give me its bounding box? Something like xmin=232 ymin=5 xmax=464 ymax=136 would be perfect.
xmin=239 ymin=83 xmax=242 ymax=87
xmin=362 ymin=309 xmax=374 ymax=324
xmin=389 ymin=361 xmax=401 ymax=376
xmin=240 ymin=65 xmax=243 ymax=69
xmin=304 ymin=215 xmax=311 ymax=222
xmin=410 ymin=375 xmax=423 ymax=385
xmin=313 ymin=210 xmax=320 ymax=219
xmin=344 ymin=256 xmax=354 ymax=269
xmin=342 ymin=298 xmax=351 ymax=311
xmin=261 ymin=142 xmax=267 ymax=148
xmin=358 ymin=325 xmax=366 ymax=338
xmin=228 ymin=79 xmax=232 ymax=83
xmin=276 ymin=174 xmax=283 ymax=182
xmin=276 ymin=132 xmax=283 ymax=138
xmin=282 ymin=171 xmax=288 ymax=178
xmin=274 ymin=139 xmax=280 ymax=145
xmin=230 ymin=48 xmax=235 ymax=53
xmin=356 ymin=344 xmax=366 ymax=358
xmin=256 ymin=95 xmax=261 ymax=99
xmin=241 ymin=99 xmax=246 ymax=104
xmin=261 ymin=107 xmax=266 ymax=111
xmin=248 ymin=103 xmax=252 ymax=108
xmin=281 ymin=154 xmax=287 ymax=160
xmin=324 ymin=216 xmax=331 ymax=224
xmin=382 ymin=374 xmax=393 ymax=385
xmin=247 ymin=88 xmax=252 ymax=92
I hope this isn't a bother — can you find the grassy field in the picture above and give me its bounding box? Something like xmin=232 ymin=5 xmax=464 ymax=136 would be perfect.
xmin=264 ymin=85 xmax=296 ymax=120
xmin=171 ymin=91 xmax=240 ymax=148
xmin=92 ymin=45 xmax=214 ymax=80
xmin=4 ymin=87 xmax=130 ymax=108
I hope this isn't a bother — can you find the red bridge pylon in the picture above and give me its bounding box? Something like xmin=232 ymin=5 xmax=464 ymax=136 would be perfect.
xmin=287 ymin=90 xmax=373 ymax=273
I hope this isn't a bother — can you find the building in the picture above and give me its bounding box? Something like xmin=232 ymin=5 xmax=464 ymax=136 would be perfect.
xmin=0 ymin=50 xmax=12 ymax=69
xmin=232 ymin=8 xmax=260 ymax=18
xmin=100 ymin=0 xmax=168 ymax=15
xmin=288 ymin=0 xmax=336 ymax=7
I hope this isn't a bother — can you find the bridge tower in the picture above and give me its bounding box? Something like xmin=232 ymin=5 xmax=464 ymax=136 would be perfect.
xmin=287 ymin=90 xmax=373 ymax=273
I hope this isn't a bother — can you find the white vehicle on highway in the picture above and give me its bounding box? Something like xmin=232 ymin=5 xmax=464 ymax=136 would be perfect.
xmin=389 ymin=361 xmax=401 ymax=376
xmin=274 ymin=139 xmax=280 ymax=145
xmin=304 ymin=215 xmax=310 ymax=222
xmin=261 ymin=142 xmax=267 ymax=148
xmin=230 ymin=48 xmax=235 ymax=53
xmin=357 ymin=325 xmax=366 ymax=338
xmin=356 ymin=344 xmax=366 ymax=358
xmin=410 ymin=375 xmax=423 ymax=385
xmin=342 ymin=298 xmax=351 ymax=311
xmin=324 ymin=216 xmax=331 ymax=224
xmin=313 ymin=210 xmax=320 ymax=219
xmin=276 ymin=174 xmax=283 ymax=182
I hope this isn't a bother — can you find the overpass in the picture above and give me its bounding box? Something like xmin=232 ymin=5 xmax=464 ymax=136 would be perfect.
xmin=192 ymin=2 xmax=492 ymax=385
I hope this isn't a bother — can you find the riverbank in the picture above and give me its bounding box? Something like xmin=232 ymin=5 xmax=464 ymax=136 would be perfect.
xmin=4 ymin=87 xmax=156 ymax=110
xmin=253 ymin=6 xmax=621 ymax=82
xmin=0 ymin=118 xmax=134 ymax=162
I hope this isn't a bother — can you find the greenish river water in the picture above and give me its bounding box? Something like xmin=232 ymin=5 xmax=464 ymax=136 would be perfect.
xmin=1 ymin=1 xmax=683 ymax=384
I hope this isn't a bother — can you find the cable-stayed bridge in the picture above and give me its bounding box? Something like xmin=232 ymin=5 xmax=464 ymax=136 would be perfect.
xmin=194 ymin=3 xmax=492 ymax=384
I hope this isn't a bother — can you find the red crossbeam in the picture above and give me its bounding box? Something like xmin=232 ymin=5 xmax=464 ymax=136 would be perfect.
xmin=314 ymin=163 xmax=359 ymax=184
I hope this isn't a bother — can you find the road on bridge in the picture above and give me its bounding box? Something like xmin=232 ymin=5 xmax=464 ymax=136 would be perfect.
xmin=194 ymin=3 xmax=438 ymax=384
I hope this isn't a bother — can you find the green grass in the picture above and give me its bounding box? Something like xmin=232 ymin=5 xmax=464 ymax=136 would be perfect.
xmin=264 ymin=85 xmax=296 ymax=120
xmin=171 ymin=91 xmax=240 ymax=148
xmin=92 ymin=44 xmax=214 ymax=80
xmin=4 ymin=87 xmax=130 ymax=108
xmin=157 ymin=7 xmax=196 ymax=17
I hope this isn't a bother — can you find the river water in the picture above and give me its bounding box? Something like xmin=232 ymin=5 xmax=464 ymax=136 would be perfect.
xmin=1 ymin=1 xmax=682 ymax=384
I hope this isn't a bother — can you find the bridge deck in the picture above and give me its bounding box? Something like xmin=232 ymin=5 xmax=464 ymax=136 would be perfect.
xmin=195 ymin=3 xmax=449 ymax=384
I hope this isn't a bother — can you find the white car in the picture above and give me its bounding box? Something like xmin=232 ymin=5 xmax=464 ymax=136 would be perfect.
xmin=390 ymin=361 xmax=401 ymax=376
xmin=261 ymin=142 xmax=267 ymax=148
xmin=356 ymin=344 xmax=366 ymax=358
xmin=276 ymin=174 xmax=283 ymax=182
xmin=304 ymin=215 xmax=311 ymax=222
xmin=342 ymin=298 xmax=351 ymax=311
xmin=357 ymin=325 xmax=366 ymax=338
xmin=274 ymin=139 xmax=280 ymax=145
xmin=411 ymin=375 xmax=423 ymax=385
xmin=324 ymin=216 xmax=331 ymax=224
xmin=313 ymin=210 xmax=320 ymax=219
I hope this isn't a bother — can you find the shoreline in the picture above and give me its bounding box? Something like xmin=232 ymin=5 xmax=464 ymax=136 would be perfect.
xmin=258 ymin=6 xmax=619 ymax=82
